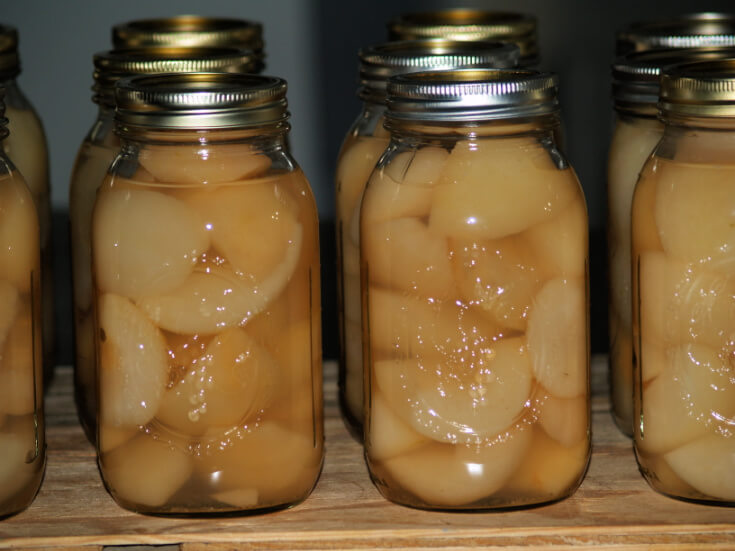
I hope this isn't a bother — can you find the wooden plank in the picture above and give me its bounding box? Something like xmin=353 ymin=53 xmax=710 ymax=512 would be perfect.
xmin=0 ymin=358 xmax=733 ymax=549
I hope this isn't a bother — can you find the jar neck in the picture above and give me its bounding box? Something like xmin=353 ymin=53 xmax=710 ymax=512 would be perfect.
xmin=385 ymin=112 xmax=561 ymax=141
xmin=660 ymin=111 xmax=735 ymax=132
xmin=613 ymin=101 xmax=657 ymax=121
xmin=350 ymin=100 xmax=388 ymax=139
xmin=116 ymin=122 xmax=290 ymax=148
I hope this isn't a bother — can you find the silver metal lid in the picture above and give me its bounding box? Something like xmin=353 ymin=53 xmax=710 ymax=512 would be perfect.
xmin=660 ymin=58 xmax=735 ymax=118
xmin=112 ymin=15 xmax=265 ymax=70
xmin=386 ymin=68 xmax=558 ymax=122
xmin=114 ymin=73 xmax=288 ymax=130
xmin=359 ymin=39 xmax=520 ymax=102
xmin=617 ymin=13 xmax=735 ymax=55
xmin=93 ymin=47 xmax=259 ymax=107
xmin=612 ymin=47 xmax=735 ymax=110
xmin=0 ymin=25 xmax=19 ymax=79
xmin=388 ymin=9 xmax=538 ymax=66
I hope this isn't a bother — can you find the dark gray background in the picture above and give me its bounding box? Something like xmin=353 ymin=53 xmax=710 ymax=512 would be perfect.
xmin=3 ymin=0 xmax=731 ymax=363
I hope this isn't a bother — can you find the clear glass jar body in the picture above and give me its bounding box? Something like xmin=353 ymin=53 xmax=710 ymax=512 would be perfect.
xmin=607 ymin=111 xmax=663 ymax=436
xmin=335 ymin=100 xmax=389 ymax=435
xmin=0 ymin=154 xmax=45 ymax=518
xmin=1 ymin=79 xmax=53 ymax=383
xmin=632 ymin=119 xmax=735 ymax=504
xmin=92 ymin=126 xmax=323 ymax=514
xmin=69 ymin=105 xmax=118 ymax=443
xmin=362 ymin=117 xmax=590 ymax=510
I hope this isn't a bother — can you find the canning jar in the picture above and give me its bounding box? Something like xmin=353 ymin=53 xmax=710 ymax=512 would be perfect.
xmin=0 ymin=89 xmax=45 ymax=518
xmin=69 ymin=47 xmax=258 ymax=444
xmin=616 ymin=13 xmax=735 ymax=56
xmin=112 ymin=15 xmax=265 ymax=70
xmin=336 ymin=40 xmax=519 ymax=435
xmin=387 ymin=9 xmax=538 ymax=66
xmin=607 ymin=47 xmax=735 ymax=436
xmin=0 ymin=25 xmax=53 ymax=383
xmin=92 ymin=73 xmax=323 ymax=514
xmin=362 ymin=69 xmax=590 ymax=510
xmin=632 ymin=59 xmax=735 ymax=504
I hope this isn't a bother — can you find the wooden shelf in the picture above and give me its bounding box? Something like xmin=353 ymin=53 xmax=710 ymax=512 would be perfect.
xmin=1 ymin=357 xmax=734 ymax=550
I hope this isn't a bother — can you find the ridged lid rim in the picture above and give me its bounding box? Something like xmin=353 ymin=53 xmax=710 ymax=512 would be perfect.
xmin=114 ymin=72 xmax=288 ymax=129
xmin=358 ymin=39 xmax=520 ymax=101
xmin=387 ymin=9 xmax=539 ymax=64
xmin=612 ymin=46 xmax=735 ymax=108
xmin=616 ymin=12 xmax=735 ymax=55
xmin=660 ymin=58 xmax=735 ymax=117
xmin=386 ymin=68 xmax=558 ymax=122
xmin=92 ymin=47 xmax=259 ymax=106
xmin=112 ymin=15 xmax=265 ymax=67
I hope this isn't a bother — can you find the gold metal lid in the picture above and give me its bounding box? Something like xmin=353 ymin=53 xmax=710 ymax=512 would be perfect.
xmin=93 ymin=47 xmax=259 ymax=107
xmin=612 ymin=47 xmax=735 ymax=113
xmin=114 ymin=73 xmax=288 ymax=130
xmin=660 ymin=58 xmax=735 ymax=117
xmin=112 ymin=15 xmax=265 ymax=69
xmin=387 ymin=9 xmax=538 ymax=66
xmin=386 ymin=68 xmax=558 ymax=122
xmin=0 ymin=25 xmax=20 ymax=79
xmin=617 ymin=13 xmax=735 ymax=55
xmin=359 ymin=39 xmax=520 ymax=102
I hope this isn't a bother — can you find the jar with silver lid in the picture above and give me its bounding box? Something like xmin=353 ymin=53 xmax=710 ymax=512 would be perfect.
xmin=607 ymin=47 xmax=735 ymax=437
xmin=112 ymin=15 xmax=265 ymax=70
xmin=335 ymin=39 xmax=519 ymax=436
xmin=0 ymin=87 xmax=45 ymax=519
xmin=616 ymin=12 xmax=735 ymax=55
xmin=69 ymin=47 xmax=258 ymax=445
xmin=387 ymin=9 xmax=538 ymax=67
xmin=362 ymin=69 xmax=589 ymax=509
xmin=92 ymin=73 xmax=322 ymax=514
xmin=0 ymin=25 xmax=53 ymax=385
xmin=632 ymin=59 xmax=735 ymax=504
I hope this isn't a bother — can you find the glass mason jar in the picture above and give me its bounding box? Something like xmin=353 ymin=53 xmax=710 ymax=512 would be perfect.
xmin=112 ymin=15 xmax=265 ymax=71
xmin=387 ymin=9 xmax=538 ymax=67
xmin=607 ymin=47 xmax=735 ymax=437
xmin=336 ymin=40 xmax=519 ymax=436
xmin=0 ymin=25 xmax=53 ymax=384
xmin=616 ymin=13 xmax=735 ymax=56
xmin=70 ymin=47 xmax=258 ymax=444
xmin=0 ymin=90 xmax=45 ymax=518
xmin=632 ymin=59 xmax=735 ymax=504
xmin=362 ymin=69 xmax=590 ymax=510
xmin=92 ymin=73 xmax=323 ymax=514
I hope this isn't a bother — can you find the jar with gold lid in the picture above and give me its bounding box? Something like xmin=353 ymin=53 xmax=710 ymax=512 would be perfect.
xmin=112 ymin=15 xmax=265 ymax=70
xmin=608 ymin=47 xmax=735 ymax=437
xmin=387 ymin=9 xmax=538 ymax=66
xmin=335 ymin=40 xmax=519 ymax=436
xmin=632 ymin=59 xmax=735 ymax=504
xmin=0 ymin=87 xmax=45 ymax=519
xmin=616 ymin=13 xmax=735 ymax=55
xmin=69 ymin=47 xmax=259 ymax=444
xmin=0 ymin=24 xmax=53 ymax=384
xmin=362 ymin=69 xmax=589 ymax=510
xmin=92 ymin=73 xmax=322 ymax=514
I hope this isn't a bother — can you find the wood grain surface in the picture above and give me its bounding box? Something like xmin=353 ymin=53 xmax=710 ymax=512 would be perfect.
xmin=1 ymin=358 xmax=733 ymax=550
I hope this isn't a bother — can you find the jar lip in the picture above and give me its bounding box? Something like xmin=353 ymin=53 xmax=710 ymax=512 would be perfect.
xmin=114 ymin=72 xmax=289 ymax=130
xmin=659 ymin=57 xmax=735 ymax=117
xmin=387 ymin=8 xmax=539 ymax=64
xmin=611 ymin=46 xmax=735 ymax=107
xmin=386 ymin=68 xmax=558 ymax=122
xmin=616 ymin=12 xmax=735 ymax=55
xmin=111 ymin=15 xmax=265 ymax=68
xmin=358 ymin=39 xmax=520 ymax=102
xmin=92 ymin=47 xmax=259 ymax=106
